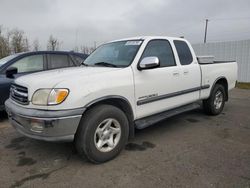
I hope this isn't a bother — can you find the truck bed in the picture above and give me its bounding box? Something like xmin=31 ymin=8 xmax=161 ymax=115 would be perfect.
xmin=199 ymin=61 xmax=238 ymax=100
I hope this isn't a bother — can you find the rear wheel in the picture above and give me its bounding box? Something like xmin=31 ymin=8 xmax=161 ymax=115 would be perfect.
xmin=75 ymin=104 xmax=129 ymax=163
xmin=203 ymin=84 xmax=226 ymax=115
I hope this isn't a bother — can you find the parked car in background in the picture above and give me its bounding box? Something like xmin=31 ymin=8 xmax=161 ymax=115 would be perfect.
xmin=0 ymin=51 xmax=88 ymax=111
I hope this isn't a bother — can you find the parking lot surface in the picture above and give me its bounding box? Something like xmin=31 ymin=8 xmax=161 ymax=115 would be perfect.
xmin=0 ymin=88 xmax=250 ymax=188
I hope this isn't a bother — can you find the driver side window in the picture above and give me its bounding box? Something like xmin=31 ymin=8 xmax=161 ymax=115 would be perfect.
xmin=11 ymin=55 xmax=44 ymax=73
xmin=141 ymin=40 xmax=176 ymax=67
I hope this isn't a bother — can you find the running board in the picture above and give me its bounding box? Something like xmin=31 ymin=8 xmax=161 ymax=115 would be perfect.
xmin=134 ymin=103 xmax=200 ymax=129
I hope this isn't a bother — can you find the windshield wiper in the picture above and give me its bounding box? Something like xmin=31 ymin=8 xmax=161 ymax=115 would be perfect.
xmin=94 ymin=62 xmax=117 ymax=67
xmin=81 ymin=61 xmax=89 ymax=66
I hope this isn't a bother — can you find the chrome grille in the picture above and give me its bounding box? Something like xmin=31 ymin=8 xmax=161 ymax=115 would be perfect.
xmin=10 ymin=84 xmax=29 ymax=105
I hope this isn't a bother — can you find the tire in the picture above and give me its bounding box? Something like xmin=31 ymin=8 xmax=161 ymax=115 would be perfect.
xmin=203 ymin=84 xmax=226 ymax=115
xmin=75 ymin=104 xmax=129 ymax=163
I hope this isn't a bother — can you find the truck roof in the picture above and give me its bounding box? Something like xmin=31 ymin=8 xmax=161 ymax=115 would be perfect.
xmin=109 ymin=36 xmax=186 ymax=43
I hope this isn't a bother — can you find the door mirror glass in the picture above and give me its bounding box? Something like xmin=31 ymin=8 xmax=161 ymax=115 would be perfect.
xmin=5 ymin=67 xmax=18 ymax=78
xmin=139 ymin=56 xmax=159 ymax=70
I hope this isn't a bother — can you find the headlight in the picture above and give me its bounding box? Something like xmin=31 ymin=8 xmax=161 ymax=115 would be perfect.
xmin=32 ymin=89 xmax=69 ymax=105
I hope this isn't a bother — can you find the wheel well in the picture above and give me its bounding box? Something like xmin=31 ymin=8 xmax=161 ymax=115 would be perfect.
xmin=214 ymin=78 xmax=228 ymax=101
xmin=84 ymin=97 xmax=135 ymax=139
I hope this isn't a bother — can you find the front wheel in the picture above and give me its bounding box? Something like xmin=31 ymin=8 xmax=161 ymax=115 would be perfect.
xmin=75 ymin=104 xmax=129 ymax=163
xmin=203 ymin=84 xmax=226 ymax=115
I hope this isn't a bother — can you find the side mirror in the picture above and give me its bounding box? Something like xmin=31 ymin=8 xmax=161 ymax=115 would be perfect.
xmin=6 ymin=67 xmax=18 ymax=78
xmin=138 ymin=56 xmax=160 ymax=70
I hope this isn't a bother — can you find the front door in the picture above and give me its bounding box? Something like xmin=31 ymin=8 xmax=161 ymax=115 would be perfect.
xmin=1 ymin=54 xmax=45 ymax=106
xmin=134 ymin=39 xmax=185 ymax=119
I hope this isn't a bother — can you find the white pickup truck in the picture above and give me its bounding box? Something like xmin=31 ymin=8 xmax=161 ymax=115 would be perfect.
xmin=5 ymin=36 xmax=237 ymax=163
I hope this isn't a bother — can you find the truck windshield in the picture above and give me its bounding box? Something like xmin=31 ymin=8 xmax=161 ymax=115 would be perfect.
xmin=84 ymin=40 xmax=143 ymax=67
xmin=0 ymin=54 xmax=18 ymax=67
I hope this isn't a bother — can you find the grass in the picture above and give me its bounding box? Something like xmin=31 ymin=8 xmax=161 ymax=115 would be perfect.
xmin=236 ymin=82 xmax=250 ymax=89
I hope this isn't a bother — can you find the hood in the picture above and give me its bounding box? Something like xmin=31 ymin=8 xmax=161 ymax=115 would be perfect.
xmin=15 ymin=66 xmax=122 ymax=89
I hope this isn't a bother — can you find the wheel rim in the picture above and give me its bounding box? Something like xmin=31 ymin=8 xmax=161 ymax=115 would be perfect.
xmin=94 ymin=118 xmax=121 ymax=153
xmin=214 ymin=90 xmax=223 ymax=110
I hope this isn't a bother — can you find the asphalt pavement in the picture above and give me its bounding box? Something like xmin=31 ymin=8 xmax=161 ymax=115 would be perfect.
xmin=0 ymin=88 xmax=250 ymax=188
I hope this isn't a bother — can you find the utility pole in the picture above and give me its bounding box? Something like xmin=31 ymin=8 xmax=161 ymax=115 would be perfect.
xmin=74 ymin=29 xmax=78 ymax=51
xmin=204 ymin=19 xmax=209 ymax=43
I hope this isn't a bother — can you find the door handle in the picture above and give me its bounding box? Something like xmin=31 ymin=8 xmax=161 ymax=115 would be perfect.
xmin=183 ymin=70 xmax=189 ymax=74
xmin=173 ymin=71 xmax=180 ymax=76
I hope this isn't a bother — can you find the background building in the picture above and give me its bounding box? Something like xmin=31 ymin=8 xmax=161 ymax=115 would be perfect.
xmin=192 ymin=40 xmax=250 ymax=82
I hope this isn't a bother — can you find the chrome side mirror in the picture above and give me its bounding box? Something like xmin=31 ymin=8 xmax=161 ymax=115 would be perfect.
xmin=138 ymin=56 xmax=160 ymax=70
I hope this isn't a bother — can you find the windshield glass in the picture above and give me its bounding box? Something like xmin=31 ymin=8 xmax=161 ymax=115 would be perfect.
xmin=84 ymin=40 xmax=143 ymax=67
xmin=0 ymin=54 xmax=18 ymax=67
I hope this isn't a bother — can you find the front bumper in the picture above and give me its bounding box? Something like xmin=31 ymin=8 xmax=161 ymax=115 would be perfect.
xmin=5 ymin=99 xmax=86 ymax=142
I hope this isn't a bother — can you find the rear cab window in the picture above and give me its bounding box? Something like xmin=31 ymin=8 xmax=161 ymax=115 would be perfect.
xmin=174 ymin=40 xmax=193 ymax=65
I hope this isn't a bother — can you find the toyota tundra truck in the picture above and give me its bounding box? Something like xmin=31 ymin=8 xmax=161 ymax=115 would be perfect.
xmin=5 ymin=36 xmax=238 ymax=163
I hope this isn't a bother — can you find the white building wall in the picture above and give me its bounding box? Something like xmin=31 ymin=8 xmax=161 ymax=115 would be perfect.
xmin=192 ymin=40 xmax=250 ymax=82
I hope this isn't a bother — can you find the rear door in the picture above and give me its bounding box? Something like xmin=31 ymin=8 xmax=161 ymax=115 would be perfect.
xmin=173 ymin=40 xmax=201 ymax=102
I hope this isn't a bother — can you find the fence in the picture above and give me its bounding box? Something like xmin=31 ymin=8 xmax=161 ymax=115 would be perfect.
xmin=192 ymin=40 xmax=250 ymax=82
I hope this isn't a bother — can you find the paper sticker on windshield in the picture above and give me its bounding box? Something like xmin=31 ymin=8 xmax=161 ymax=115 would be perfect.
xmin=125 ymin=41 xmax=142 ymax=46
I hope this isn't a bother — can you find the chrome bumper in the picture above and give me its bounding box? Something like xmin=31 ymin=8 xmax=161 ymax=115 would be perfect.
xmin=5 ymin=99 xmax=85 ymax=142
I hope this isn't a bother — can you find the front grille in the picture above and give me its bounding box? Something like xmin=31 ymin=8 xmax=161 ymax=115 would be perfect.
xmin=10 ymin=84 xmax=29 ymax=105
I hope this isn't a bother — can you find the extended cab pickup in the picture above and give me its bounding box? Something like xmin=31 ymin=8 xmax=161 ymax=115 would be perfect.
xmin=5 ymin=36 xmax=238 ymax=163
